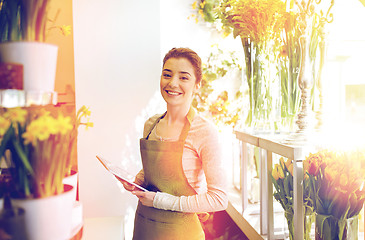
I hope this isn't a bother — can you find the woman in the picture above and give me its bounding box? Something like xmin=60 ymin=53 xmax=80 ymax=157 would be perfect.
xmin=121 ymin=47 xmax=228 ymax=240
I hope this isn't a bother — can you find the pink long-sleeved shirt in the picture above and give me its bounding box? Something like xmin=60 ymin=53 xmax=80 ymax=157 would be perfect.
xmin=135 ymin=110 xmax=228 ymax=213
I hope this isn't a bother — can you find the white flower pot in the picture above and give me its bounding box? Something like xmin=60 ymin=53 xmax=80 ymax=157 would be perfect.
xmin=0 ymin=42 xmax=58 ymax=92
xmin=0 ymin=184 xmax=74 ymax=240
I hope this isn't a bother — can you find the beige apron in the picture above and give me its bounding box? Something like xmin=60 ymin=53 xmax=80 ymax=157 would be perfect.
xmin=132 ymin=111 xmax=205 ymax=240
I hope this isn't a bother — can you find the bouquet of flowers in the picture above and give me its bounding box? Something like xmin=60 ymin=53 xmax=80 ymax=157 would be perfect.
xmin=304 ymin=150 xmax=365 ymax=240
xmin=0 ymin=106 xmax=92 ymax=198
xmin=272 ymin=157 xmax=314 ymax=240
xmin=216 ymin=0 xmax=287 ymax=130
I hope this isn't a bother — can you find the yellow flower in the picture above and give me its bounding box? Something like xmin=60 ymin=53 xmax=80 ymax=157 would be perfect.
xmin=22 ymin=129 xmax=37 ymax=146
xmin=219 ymin=0 xmax=286 ymax=45
xmin=85 ymin=120 xmax=94 ymax=130
xmin=278 ymin=165 xmax=284 ymax=179
xmin=61 ymin=25 xmax=71 ymax=36
xmin=22 ymin=115 xmax=56 ymax=145
xmin=272 ymin=163 xmax=284 ymax=180
xmin=0 ymin=116 xmax=11 ymax=136
xmin=285 ymin=158 xmax=292 ymax=170
xmin=77 ymin=105 xmax=91 ymax=118
xmin=4 ymin=108 xmax=27 ymax=124
xmin=53 ymin=115 xmax=73 ymax=135
xmin=200 ymin=1 xmax=206 ymax=9
xmin=192 ymin=1 xmax=197 ymax=9
xmin=198 ymin=9 xmax=204 ymax=18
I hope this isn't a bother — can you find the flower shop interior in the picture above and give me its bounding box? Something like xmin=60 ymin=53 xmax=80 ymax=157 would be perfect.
xmin=1 ymin=0 xmax=365 ymax=240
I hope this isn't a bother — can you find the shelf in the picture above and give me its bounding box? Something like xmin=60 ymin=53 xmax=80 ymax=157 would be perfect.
xmin=0 ymin=89 xmax=58 ymax=108
xmin=233 ymin=130 xmax=365 ymax=240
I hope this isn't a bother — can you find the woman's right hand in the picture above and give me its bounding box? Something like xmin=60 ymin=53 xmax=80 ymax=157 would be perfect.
xmin=116 ymin=176 xmax=136 ymax=192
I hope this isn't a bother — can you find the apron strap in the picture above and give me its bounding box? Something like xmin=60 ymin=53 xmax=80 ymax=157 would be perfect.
xmin=145 ymin=112 xmax=167 ymax=140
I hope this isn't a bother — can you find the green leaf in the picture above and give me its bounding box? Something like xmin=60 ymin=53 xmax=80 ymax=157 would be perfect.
xmin=284 ymin=176 xmax=291 ymax=197
xmin=0 ymin=124 xmax=15 ymax=157
xmin=12 ymin=139 xmax=34 ymax=175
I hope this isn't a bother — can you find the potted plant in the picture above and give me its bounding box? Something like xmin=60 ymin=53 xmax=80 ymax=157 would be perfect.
xmin=0 ymin=105 xmax=92 ymax=240
xmin=0 ymin=0 xmax=63 ymax=92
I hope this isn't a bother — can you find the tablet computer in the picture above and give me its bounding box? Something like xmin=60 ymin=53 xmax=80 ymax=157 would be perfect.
xmin=96 ymin=155 xmax=148 ymax=192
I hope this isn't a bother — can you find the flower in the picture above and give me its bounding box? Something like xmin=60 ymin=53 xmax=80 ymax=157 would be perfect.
xmin=4 ymin=108 xmax=27 ymax=125
xmin=272 ymin=163 xmax=284 ymax=180
xmin=189 ymin=0 xmax=221 ymax=24
xmin=271 ymin=156 xmax=314 ymax=240
xmin=54 ymin=115 xmax=73 ymax=135
xmin=0 ymin=106 xmax=92 ymax=199
xmin=192 ymin=1 xmax=197 ymax=9
xmin=304 ymin=149 xmax=365 ymax=240
xmin=217 ymin=0 xmax=287 ymax=46
xmin=21 ymin=114 xmax=73 ymax=146
xmin=60 ymin=25 xmax=71 ymax=36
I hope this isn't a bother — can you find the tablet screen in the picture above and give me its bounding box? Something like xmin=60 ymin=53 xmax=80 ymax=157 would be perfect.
xmin=96 ymin=155 xmax=148 ymax=192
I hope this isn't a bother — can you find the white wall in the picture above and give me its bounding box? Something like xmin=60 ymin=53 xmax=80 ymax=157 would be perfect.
xmin=73 ymin=0 xmax=161 ymax=218
xmin=73 ymin=0 xmax=241 ymax=220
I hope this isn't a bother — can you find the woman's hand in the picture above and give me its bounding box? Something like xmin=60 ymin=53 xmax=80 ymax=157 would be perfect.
xmin=132 ymin=191 xmax=156 ymax=207
xmin=115 ymin=176 xmax=136 ymax=192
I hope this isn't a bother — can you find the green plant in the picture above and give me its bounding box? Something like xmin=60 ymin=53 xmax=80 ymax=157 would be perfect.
xmin=271 ymin=157 xmax=314 ymax=240
xmin=190 ymin=0 xmax=220 ymax=23
xmin=192 ymin=45 xmax=243 ymax=128
xmin=0 ymin=106 xmax=92 ymax=198
xmin=0 ymin=0 xmax=61 ymax=42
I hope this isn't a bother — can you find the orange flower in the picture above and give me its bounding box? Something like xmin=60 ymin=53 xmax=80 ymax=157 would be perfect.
xmin=338 ymin=173 xmax=349 ymax=189
xmin=278 ymin=46 xmax=288 ymax=58
xmin=307 ymin=158 xmax=320 ymax=176
xmin=324 ymin=167 xmax=337 ymax=184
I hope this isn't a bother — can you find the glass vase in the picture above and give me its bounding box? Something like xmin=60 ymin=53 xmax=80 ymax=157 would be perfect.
xmin=284 ymin=210 xmax=314 ymax=240
xmin=315 ymin=214 xmax=358 ymax=240
xmin=242 ymin=39 xmax=280 ymax=134
xmin=278 ymin=57 xmax=300 ymax=133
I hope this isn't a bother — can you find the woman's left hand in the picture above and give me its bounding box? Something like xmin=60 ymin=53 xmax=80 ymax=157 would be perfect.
xmin=132 ymin=191 xmax=156 ymax=207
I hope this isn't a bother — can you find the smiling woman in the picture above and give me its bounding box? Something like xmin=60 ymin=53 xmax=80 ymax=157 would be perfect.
xmin=160 ymin=57 xmax=200 ymax=110
xmin=117 ymin=47 xmax=228 ymax=240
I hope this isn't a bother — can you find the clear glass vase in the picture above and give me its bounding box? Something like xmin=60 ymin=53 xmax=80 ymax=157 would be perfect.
xmin=315 ymin=214 xmax=358 ymax=240
xmin=284 ymin=210 xmax=314 ymax=240
xmin=243 ymin=39 xmax=280 ymax=134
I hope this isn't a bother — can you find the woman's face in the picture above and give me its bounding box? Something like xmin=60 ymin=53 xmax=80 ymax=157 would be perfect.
xmin=160 ymin=58 xmax=200 ymax=108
